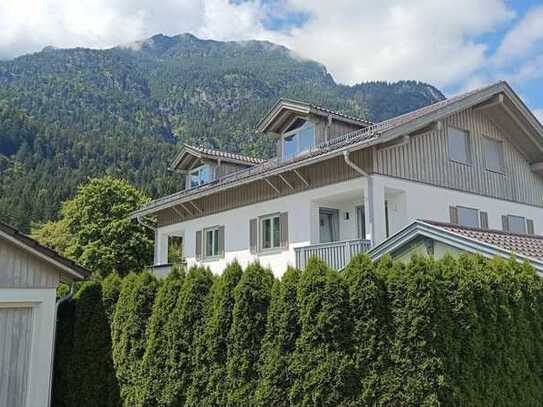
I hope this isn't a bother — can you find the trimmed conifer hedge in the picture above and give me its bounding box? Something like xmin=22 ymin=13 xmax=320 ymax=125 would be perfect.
xmin=54 ymin=254 xmax=543 ymax=406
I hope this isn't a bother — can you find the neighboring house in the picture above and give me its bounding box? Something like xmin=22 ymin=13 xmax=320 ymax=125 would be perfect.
xmin=132 ymin=81 xmax=543 ymax=277
xmin=0 ymin=221 xmax=89 ymax=407
xmin=368 ymin=220 xmax=543 ymax=275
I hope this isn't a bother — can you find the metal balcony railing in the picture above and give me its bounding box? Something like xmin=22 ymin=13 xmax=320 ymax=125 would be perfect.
xmin=294 ymin=239 xmax=372 ymax=270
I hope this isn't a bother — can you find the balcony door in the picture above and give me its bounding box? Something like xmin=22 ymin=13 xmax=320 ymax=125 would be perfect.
xmin=319 ymin=208 xmax=339 ymax=243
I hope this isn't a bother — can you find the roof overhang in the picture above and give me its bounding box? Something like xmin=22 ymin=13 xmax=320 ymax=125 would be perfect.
xmin=368 ymin=220 xmax=543 ymax=276
xmin=169 ymin=144 xmax=258 ymax=172
xmin=134 ymin=81 xmax=543 ymax=220
xmin=169 ymin=145 xmax=206 ymax=173
xmin=0 ymin=224 xmax=89 ymax=281
xmin=256 ymin=98 xmax=371 ymax=134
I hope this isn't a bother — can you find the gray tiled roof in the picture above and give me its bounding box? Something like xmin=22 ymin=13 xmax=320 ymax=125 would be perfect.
xmin=184 ymin=144 xmax=266 ymax=165
xmin=424 ymin=220 xmax=543 ymax=260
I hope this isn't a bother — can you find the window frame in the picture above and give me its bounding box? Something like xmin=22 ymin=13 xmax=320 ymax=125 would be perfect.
xmin=259 ymin=213 xmax=282 ymax=252
xmin=203 ymin=226 xmax=220 ymax=259
xmin=507 ymin=215 xmax=527 ymax=234
xmin=281 ymin=116 xmax=316 ymax=160
xmin=483 ymin=136 xmax=505 ymax=174
xmin=447 ymin=126 xmax=472 ymax=166
xmin=189 ymin=164 xmax=211 ymax=188
xmin=457 ymin=206 xmax=480 ymax=228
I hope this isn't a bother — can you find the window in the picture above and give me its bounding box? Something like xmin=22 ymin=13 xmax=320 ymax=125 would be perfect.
xmin=457 ymin=206 xmax=479 ymax=227
xmin=484 ymin=137 xmax=504 ymax=173
xmin=190 ymin=165 xmax=211 ymax=188
xmin=204 ymin=227 xmax=220 ymax=257
xmin=261 ymin=214 xmax=281 ymax=250
xmin=508 ymin=215 xmax=526 ymax=234
xmin=448 ymin=127 xmax=471 ymax=164
xmin=282 ymin=118 xmax=315 ymax=160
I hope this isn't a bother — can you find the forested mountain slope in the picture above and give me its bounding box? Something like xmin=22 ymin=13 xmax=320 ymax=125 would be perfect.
xmin=0 ymin=33 xmax=444 ymax=230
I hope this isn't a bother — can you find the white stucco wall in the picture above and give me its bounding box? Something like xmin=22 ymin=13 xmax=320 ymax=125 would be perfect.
xmin=156 ymin=174 xmax=543 ymax=277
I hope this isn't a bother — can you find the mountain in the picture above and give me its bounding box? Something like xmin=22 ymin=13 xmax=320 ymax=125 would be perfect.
xmin=0 ymin=33 xmax=445 ymax=231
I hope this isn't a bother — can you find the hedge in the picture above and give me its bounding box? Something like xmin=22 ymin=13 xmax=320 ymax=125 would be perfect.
xmin=161 ymin=266 xmax=214 ymax=406
xmin=139 ymin=267 xmax=185 ymax=406
xmin=54 ymin=254 xmax=543 ymax=406
xmin=111 ymin=272 xmax=158 ymax=406
xmin=52 ymin=281 xmax=119 ymax=407
xmin=186 ymin=261 xmax=243 ymax=407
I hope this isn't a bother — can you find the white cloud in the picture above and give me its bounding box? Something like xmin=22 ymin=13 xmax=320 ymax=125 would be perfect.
xmin=494 ymin=6 xmax=543 ymax=65
xmin=534 ymin=109 xmax=543 ymax=124
xmin=0 ymin=0 xmax=519 ymax=90
xmin=279 ymin=0 xmax=513 ymax=86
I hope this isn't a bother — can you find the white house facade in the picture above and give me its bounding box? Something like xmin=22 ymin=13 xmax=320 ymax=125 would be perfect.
xmin=132 ymin=81 xmax=543 ymax=277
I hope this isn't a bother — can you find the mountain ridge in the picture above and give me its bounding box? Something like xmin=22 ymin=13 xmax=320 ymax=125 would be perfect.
xmin=0 ymin=33 xmax=445 ymax=231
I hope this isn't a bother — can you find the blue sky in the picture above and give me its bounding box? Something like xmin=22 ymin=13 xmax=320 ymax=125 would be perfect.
xmin=1 ymin=0 xmax=542 ymax=120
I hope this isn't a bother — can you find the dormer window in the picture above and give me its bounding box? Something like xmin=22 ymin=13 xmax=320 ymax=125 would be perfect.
xmin=189 ymin=165 xmax=211 ymax=188
xmin=282 ymin=118 xmax=315 ymax=160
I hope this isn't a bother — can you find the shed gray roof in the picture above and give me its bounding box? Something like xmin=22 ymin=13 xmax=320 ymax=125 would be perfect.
xmin=133 ymin=81 xmax=543 ymax=218
xmin=424 ymin=220 xmax=543 ymax=260
xmin=0 ymin=220 xmax=90 ymax=280
xmin=368 ymin=220 xmax=543 ymax=274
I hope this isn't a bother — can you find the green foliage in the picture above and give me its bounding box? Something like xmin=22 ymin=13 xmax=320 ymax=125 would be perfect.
xmin=52 ymin=281 xmax=120 ymax=407
xmin=32 ymin=176 xmax=154 ymax=277
xmin=255 ymin=267 xmax=301 ymax=407
xmin=0 ymin=35 xmax=444 ymax=231
xmin=186 ymin=261 xmax=243 ymax=407
xmin=343 ymin=253 xmax=389 ymax=405
xmin=162 ymin=266 xmax=214 ymax=406
xmin=226 ymin=262 xmax=274 ymax=406
xmin=54 ymin=254 xmax=543 ymax=407
xmin=111 ymin=272 xmax=158 ymax=406
xmin=100 ymin=272 xmax=123 ymax=324
xmin=289 ymin=258 xmax=357 ymax=407
xmin=139 ymin=268 xmax=185 ymax=406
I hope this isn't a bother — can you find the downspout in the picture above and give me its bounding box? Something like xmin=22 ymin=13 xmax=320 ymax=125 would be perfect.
xmin=343 ymin=150 xmax=368 ymax=176
xmin=50 ymin=281 xmax=76 ymax=407
xmin=325 ymin=115 xmax=333 ymax=144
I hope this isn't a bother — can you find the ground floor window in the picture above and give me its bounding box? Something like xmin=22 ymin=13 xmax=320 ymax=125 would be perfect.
xmin=204 ymin=227 xmax=220 ymax=257
xmin=261 ymin=214 xmax=281 ymax=250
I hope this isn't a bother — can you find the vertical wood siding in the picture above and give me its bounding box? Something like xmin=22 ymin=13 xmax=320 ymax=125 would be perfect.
xmin=0 ymin=307 xmax=33 ymax=407
xmin=374 ymin=108 xmax=543 ymax=206
xmin=0 ymin=239 xmax=60 ymax=288
xmin=158 ymin=148 xmax=373 ymax=226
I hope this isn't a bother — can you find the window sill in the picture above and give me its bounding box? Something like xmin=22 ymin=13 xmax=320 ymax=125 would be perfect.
xmin=257 ymin=247 xmax=284 ymax=256
xmin=200 ymin=255 xmax=223 ymax=262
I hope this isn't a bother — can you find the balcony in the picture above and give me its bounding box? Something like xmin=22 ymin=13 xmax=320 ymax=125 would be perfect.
xmin=294 ymin=239 xmax=372 ymax=271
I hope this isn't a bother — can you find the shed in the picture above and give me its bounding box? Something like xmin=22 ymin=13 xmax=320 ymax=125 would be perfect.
xmin=368 ymin=220 xmax=543 ymax=275
xmin=0 ymin=221 xmax=89 ymax=407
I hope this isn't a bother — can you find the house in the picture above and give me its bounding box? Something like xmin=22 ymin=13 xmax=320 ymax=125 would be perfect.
xmin=132 ymin=81 xmax=543 ymax=277
xmin=0 ymin=221 xmax=89 ymax=407
xmin=368 ymin=220 xmax=543 ymax=274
